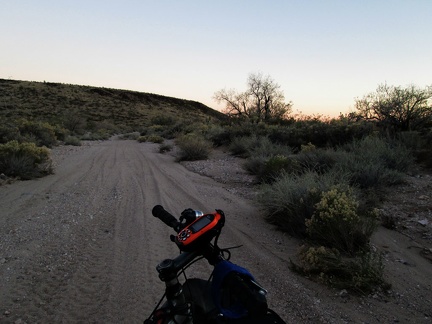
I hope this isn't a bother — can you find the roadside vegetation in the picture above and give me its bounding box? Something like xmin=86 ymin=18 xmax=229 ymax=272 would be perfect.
xmin=1 ymin=77 xmax=431 ymax=294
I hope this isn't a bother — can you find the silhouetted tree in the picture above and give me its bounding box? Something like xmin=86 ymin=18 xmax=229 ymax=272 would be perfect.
xmin=214 ymin=73 xmax=292 ymax=122
xmin=355 ymin=83 xmax=432 ymax=131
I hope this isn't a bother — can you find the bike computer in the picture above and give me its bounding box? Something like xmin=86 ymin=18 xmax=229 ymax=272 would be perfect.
xmin=175 ymin=210 xmax=225 ymax=251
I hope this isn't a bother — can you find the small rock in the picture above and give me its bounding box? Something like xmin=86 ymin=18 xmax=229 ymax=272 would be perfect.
xmin=418 ymin=195 xmax=429 ymax=200
xmin=418 ymin=219 xmax=429 ymax=226
xmin=0 ymin=173 xmax=7 ymax=180
xmin=4 ymin=310 xmax=11 ymax=316
xmin=339 ymin=289 xmax=349 ymax=297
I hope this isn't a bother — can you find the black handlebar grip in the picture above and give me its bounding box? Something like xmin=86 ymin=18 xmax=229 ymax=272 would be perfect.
xmin=152 ymin=205 xmax=180 ymax=231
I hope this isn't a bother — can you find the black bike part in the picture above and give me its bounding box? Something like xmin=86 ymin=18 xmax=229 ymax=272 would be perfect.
xmin=180 ymin=208 xmax=198 ymax=227
xmin=183 ymin=278 xmax=219 ymax=322
xmin=152 ymin=205 xmax=180 ymax=231
xmin=221 ymin=272 xmax=268 ymax=318
xmin=156 ymin=251 xmax=200 ymax=282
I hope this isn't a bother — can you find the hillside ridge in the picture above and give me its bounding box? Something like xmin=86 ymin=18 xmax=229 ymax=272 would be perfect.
xmin=0 ymin=78 xmax=226 ymax=130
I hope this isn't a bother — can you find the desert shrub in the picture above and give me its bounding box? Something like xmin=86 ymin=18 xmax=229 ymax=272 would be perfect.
xmin=292 ymin=246 xmax=389 ymax=294
xmin=335 ymin=136 xmax=413 ymax=189
xmin=306 ymin=187 xmax=379 ymax=254
xmin=64 ymin=136 xmax=81 ymax=146
xmin=205 ymin=126 xmax=231 ymax=147
xmin=342 ymin=136 xmax=413 ymax=173
xmin=53 ymin=125 xmax=69 ymax=142
xmin=80 ymin=130 xmax=111 ymax=141
xmin=293 ymin=146 xmax=341 ymax=175
xmin=159 ymin=143 xmax=173 ymax=153
xmin=0 ymin=123 xmax=20 ymax=143
xmin=239 ymin=137 xmax=293 ymax=182
xmin=268 ymin=118 xmax=374 ymax=149
xmin=244 ymin=154 xmax=299 ymax=183
xmin=176 ymin=135 xmax=212 ymax=161
xmin=139 ymin=135 xmax=164 ymax=144
xmin=161 ymin=122 xmax=187 ymax=139
xmin=229 ymin=135 xmax=266 ymax=157
xmin=258 ymin=170 xmax=350 ymax=236
xmin=147 ymin=135 xmax=164 ymax=144
xmin=151 ymin=115 xmax=175 ymax=126
xmin=17 ymin=119 xmax=58 ymax=148
xmin=0 ymin=140 xmax=53 ymax=179
xmin=396 ymin=131 xmax=425 ymax=152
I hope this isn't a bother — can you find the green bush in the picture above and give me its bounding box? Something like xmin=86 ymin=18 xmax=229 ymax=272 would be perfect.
xmin=159 ymin=143 xmax=173 ymax=153
xmin=151 ymin=115 xmax=175 ymax=126
xmin=176 ymin=135 xmax=212 ymax=161
xmin=17 ymin=119 xmax=58 ymax=148
xmin=244 ymin=154 xmax=299 ymax=183
xmin=306 ymin=187 xmax=378 ymax=255
xmin=293 ymin=147 xmax=341 ymax=175
xmin=292 ymin=246 xmax=389 ymax=294
xmin=0 ymin=140 xmax=53 ymax=179
xmin=336 ymin=136 xmax=413 ymax=189
xmin=234 ymin=135 xmax=293 ymax=182
xmin=0 ymin=123 xmax=20 ymax=144
xmin=258 ymin=170 xmax=350 ymax=236
xmin=147 ymin=135 xmax=164 ymax=144
xmin=205 ymin=125 xmax=231 ymax=147
xmin=64 ymin=136 xmax=82 ymax=146
xmin=80 ymin=131 xmax=111 ymax=141
xmin=138 ymin=135 xmax=164 ymax=144
xmin=229 ymin=135 xmax=266 ymax=157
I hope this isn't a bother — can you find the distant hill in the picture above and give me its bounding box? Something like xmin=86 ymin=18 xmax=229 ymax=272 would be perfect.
xmin=0 ymin=78 xmax=227 ymax=131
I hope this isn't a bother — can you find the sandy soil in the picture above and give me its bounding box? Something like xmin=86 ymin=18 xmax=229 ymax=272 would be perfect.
xmin=0 ymin=139 xmax=431 ymax=323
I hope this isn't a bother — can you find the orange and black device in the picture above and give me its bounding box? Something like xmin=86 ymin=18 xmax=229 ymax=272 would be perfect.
xmin=175 ymin=210 xmax=225 ymax=251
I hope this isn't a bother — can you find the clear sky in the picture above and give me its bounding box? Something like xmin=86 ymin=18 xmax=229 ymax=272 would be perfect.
xmin=1 ymin=1 xmax=431 ymax=117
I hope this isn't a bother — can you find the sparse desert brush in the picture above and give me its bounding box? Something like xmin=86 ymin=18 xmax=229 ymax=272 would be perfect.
xmin=235 ymin=135 xmax=293 ymax=182
xmin=306 ymin=186 xmax=378 ymax=254
xmin=175 ymin=135 xmax=211 ymax=161
xmin=294 ymin=147 xmax=341 ymax=175
xmin=205 ymin=125 xmax=231 ymax=147
xmin=258 ymin=170 xmax=347 ymax=236
xmin=0 ymin=140 xmax=53 ymax=179
xmin=229 ymin=135 xmax=273 ymax=158
xmin=336 ymin=136 xmax=413 ymax=189
xmin=137 ymin=136 xmax=148 ymax=143
xmin=138 ymin=135 xmax=164 ymax=144
xmin=147 ymin=135 xmax=164 ymax=144
xmin=159 ymin=143 xmax=173 ymax=153
xmin=64 ymin=136 xmax=82 ymax=146
xmin=17 ymin=119 xmax=58 ymax=148
xmin=291 ymin=245 xmax=389 ymax=294
xmin=244 ymin=154 xmax=299 ymax=183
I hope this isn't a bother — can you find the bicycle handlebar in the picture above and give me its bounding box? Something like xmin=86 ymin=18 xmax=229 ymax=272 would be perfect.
xmin=152 ymin=205 xmax=180 ymax=231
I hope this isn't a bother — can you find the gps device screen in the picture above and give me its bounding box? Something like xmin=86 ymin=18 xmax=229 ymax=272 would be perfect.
xmin=190 ymin=215 xmax=213 ymax=232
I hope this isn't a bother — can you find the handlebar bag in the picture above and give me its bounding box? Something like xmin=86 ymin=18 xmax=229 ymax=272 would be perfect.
xmin=211 ymin=260 xmax=265 ymax=319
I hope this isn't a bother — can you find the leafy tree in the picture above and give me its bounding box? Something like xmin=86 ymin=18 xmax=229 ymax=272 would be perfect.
xmin=214 ymin=73 xmax=292 ymax=122
xmin=355 ymin=83 xmax=432 ymax=131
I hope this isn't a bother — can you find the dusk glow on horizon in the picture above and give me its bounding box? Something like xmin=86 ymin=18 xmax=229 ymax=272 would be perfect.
xmin=1 ymin=1 xmax=431 ymax=117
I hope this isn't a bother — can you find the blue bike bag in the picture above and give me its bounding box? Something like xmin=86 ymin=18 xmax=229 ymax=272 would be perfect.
xmin=211 ymin=260 xmax=267 ymax=319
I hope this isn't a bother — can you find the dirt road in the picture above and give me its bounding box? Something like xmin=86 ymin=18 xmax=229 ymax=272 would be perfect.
xmin=1 ymin=139 xmax=431 ymax=323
